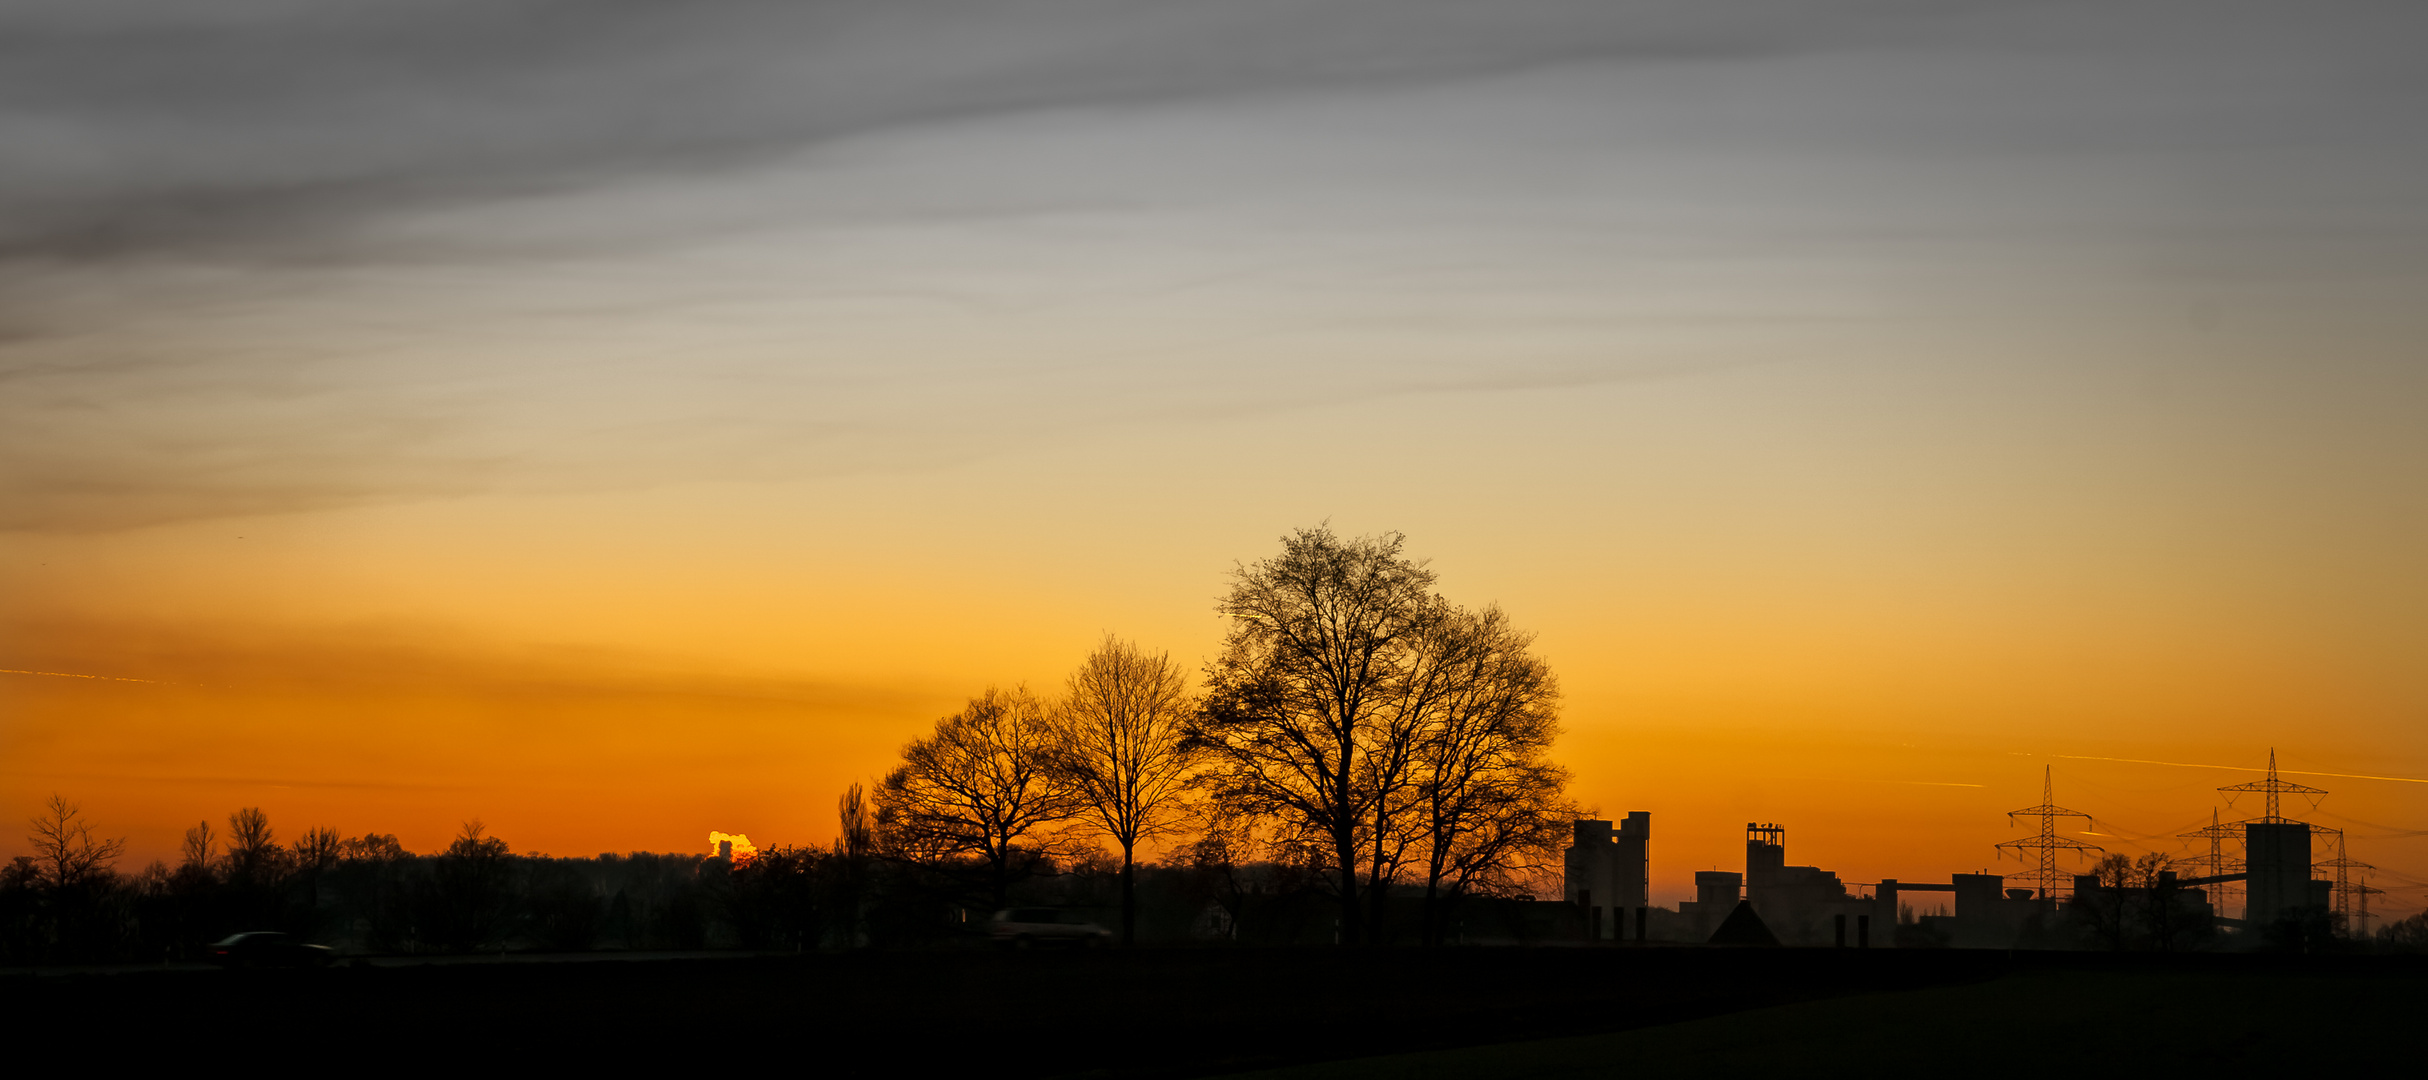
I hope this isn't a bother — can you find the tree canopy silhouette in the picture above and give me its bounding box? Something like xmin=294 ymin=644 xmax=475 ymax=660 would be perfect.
xmin=876 ymin=685 xmax=1083 ymax=909
xmin=26 ymin=795 xmax=125 ymax=890
xmin=1404 ymin=604 xmax=1573 ymax=944
xmin=1196 ymin=526 xmax=1582 ymax=945
xmin=1051 ymin=635 xmax=1201 ymax=946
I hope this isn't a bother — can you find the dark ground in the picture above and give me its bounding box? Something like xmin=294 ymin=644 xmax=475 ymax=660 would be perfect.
xmin=7 ymin=947 xmax=2421 ymax=1072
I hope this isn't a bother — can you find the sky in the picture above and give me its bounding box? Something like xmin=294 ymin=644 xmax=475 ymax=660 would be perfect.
xmin=4 ymin=1 xmax=2426 ymax=917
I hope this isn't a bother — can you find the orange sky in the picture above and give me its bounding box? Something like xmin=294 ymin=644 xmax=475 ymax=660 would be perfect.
xmin=5 ymin=3 xmax=2426 ymax=920
xmin=8 ymin=361 xmax=2424 ymax=914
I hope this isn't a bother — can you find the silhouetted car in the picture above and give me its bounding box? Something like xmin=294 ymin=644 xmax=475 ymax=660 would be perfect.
xmin=990 ymin=908 xmax=1112 ymax=948
xmin=205 ymin=931 xmax=335 ymax=969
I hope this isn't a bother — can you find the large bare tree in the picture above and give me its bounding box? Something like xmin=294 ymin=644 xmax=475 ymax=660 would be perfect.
xmin=1195 ymin=526 xmax=1439 ymax=945
xmin=1197 ymin=528 xmax=1576 ymax=946
xmin=876 ymin=685 xmax=1082 ymax=909
xmin=1052 ymin=635 xmax=1199 ymax=946
xmin=1406 ymin=605 xmax=1574 ymax=944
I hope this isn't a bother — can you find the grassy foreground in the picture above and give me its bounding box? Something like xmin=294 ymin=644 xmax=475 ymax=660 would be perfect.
xmin=1225 ymin=962 xmax=2428 ymax=1076
xmin=8 ymin=947 xmax=2418 ymax=1071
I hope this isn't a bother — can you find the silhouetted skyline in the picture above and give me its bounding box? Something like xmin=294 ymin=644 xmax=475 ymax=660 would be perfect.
xmin=4 ymin=2 xmax=2425 ymax=916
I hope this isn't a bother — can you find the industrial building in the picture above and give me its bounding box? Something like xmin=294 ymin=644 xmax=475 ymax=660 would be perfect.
xmin=2154 ymin=754 xmax=2344 ymax=938
xmin=1878 ymin=873 xmax=2045 ymax=949
xmin=1559 ymin=752 xmax=2355 ymax=949
xmin=1742 ymin=823 xmax=1876 ymax=947
xmin=1563 ymin=813 xmax=1649 ymax=941
xmin=1675 ymin=871 xmax=1741 ymax=941
xmin=1667 ymin=824 xmax=1876 ymax=946
xmin=2242 ymin=820 xmax=2333 ymax=927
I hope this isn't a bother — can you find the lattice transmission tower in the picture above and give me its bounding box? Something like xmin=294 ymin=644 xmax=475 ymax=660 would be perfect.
xmin=1997 ymin=766 xmax=2104 ymax=900
xmin=2218 ymin=748 xmax=2325 ymax=823
xmin=2317 ymin=829 xmax=2376 ymax=935
xmin=2178 ymin=808 xmax=2244 ymax=917
xmin=2213 ymin=750 xmax=2367 ymax=935
xmin=2351 ymin=877 xmax=2384 ymax=937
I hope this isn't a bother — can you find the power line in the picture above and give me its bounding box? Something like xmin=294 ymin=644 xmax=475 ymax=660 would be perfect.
xmin=2218 ymin=748 xmax=2327 ymax=823
xmin=2309 ymin=808 xmax=2428 ymax=838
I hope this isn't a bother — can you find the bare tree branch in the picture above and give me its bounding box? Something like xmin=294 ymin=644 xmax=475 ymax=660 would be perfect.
xmin=26 ymin=794 xmax=127 ymax=889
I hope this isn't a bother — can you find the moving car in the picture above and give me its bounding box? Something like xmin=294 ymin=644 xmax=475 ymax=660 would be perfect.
xmin=989 ymin=908 xmax=1113 ymax=948
xmin=204 ymin=931 xmax=336 ymax=969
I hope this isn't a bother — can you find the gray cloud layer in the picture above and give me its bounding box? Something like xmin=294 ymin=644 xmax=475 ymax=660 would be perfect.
xmin=0 ymin=0 xmax=1928 ymax=267
xmin=6 ymin=1 xmax=2426 ymax=531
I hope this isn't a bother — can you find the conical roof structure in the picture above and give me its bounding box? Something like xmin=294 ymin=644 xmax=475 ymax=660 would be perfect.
xmin=1707 ymin=899 xmax=1780 ymax=947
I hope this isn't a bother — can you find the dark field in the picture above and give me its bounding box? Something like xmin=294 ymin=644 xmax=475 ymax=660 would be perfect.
xmin=9 ymin=948 xmax=2421 ymax=1072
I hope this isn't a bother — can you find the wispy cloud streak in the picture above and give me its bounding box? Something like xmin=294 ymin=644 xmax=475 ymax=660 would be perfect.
xmin=2032 ymin=753 xmax=2428 ymax=787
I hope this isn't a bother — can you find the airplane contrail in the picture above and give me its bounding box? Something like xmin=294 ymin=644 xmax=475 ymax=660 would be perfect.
xmin=2028 ymin=752 xmax=2428 ymax=786
xmin=0 ymin=667 xmax=159 ymax=684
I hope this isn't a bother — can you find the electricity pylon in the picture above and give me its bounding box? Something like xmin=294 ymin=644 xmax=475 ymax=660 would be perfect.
xmin=1997 ymin=766 xmax=2103 ymax=900
xmin=2215 ymin=750 xmax=2367 ymax=937
xmin=2316 ymin=829 xmax=2375 ymax=935
xmin=2178 ymin=808 xmax=2244 ymax=918
xmin=2218 ymin=748 xmax=2325 ymax=822
xmin=2351 ymin=877 xmax=2384 ymax=937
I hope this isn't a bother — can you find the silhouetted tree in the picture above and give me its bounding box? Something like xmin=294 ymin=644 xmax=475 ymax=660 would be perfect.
xmin=1406 ymin=606 xmax=1575 ymax=944
xmin=225 ymin=808 xmax=269 ymax=861
xmin=27 ymin=795 xmax=126 ymax=890
xmin=2260 ymin=904 xmax=2340 ymax=953
xmin=878 ymin=686 xmax=1083 ymax=910
xmin=291 ymin=825 xmax=342 ymax=919
xmin=20 ymin=796 xmax=130 ymax=961
xmin=1052 ymin=636 xmax=1201 ymax=946
xmin=0 ymin=858 xmax=42 ymax=961
xmin=2074 ymin=851 xmax=2182 ymax=951
xmin=424 ymin=820 xmax=515 ymax=951
xmin=723 ymin=845 xmax=826 ymax=951
xmin=839 ymin=784 xmax=875 ymax=859
xmin=2380 ymin=910 xmax=2428 ymax=953
xmin=340 ymin=832 xmax=408 ymax=862
xmin=2138 ymin=854 xmax=2194 ymax=951
xmin=1194 ymin=526 xmax=1439 ymax=945
xmin=2077 ymin=853 xmax=2136 ymax=950
xmin=217 ymin=806 xmax=294 ymax=928
xmin=161 ymin=823 xmax=225 ymax=957
xmin=525 ymin=859 xmax=606 ymax=952
xmin=293 ymin=826 xmax=342 ymax=871
xmin=180 ymin=819 xmax=217 ymax=876
xmin=1182 ymin=809 xmax=1265 ymax=942
xmin=834 ymin=783 xmax=874 ymax=947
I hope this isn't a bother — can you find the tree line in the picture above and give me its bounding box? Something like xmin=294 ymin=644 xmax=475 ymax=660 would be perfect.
xmin=4 ymin=527 xmax=1579 ymax=960
xmin=1 ymin=798 xmax=765 ymax=963
xmin=20 ymin=529 xmax=2428 ymax=961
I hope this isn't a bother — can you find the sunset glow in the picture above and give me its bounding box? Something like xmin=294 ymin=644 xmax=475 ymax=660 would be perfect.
xmin=710 ymin=832 xmax=759 ymax=864
xmin=3 ymin=1 xmax=2423 ymax=924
